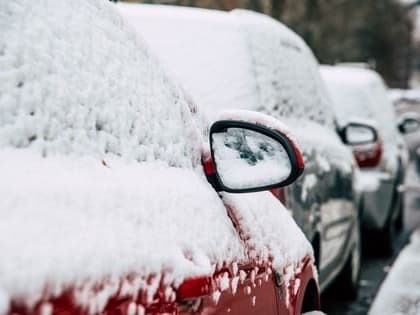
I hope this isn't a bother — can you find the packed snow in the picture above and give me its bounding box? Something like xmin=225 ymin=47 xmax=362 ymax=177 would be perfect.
xmin=0 ymin=149 xmax=246 ymax=311
xmin=0 ymin=0 xmax=203 ymax=167
xmin=0 ymin=0 xmax=313 ymax=313
xmin=369 ymin=229 xmax=420 ymax=315
xmin=221 ymin=192 xmax=313 ymax=275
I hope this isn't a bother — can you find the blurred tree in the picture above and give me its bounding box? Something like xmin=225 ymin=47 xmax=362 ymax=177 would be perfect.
xmin=279 ymin=0 xmax=414 ymax=88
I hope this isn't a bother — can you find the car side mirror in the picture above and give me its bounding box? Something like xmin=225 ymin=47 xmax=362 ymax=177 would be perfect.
xmin=204 ymin=111 xmax=304 ymax=193
xmin=398 ymin=113 xmax=420 ymax=134
xmin=340 ymin=122 xmax=378 ymax=145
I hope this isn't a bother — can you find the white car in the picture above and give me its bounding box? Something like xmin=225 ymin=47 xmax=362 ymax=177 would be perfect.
xmin=321 ymin=65 xmax=415 ymax=254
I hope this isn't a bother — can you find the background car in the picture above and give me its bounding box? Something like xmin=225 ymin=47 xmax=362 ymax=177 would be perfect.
xmin=0 ymin=0 xmax=321 ymax=314
xmin=117 ymin=3 xmax=366 ymax=299
xmin=320 ymin=65 xmax=417 ymax=254
xmin=390 ymin=89 xmax=420 ymax=178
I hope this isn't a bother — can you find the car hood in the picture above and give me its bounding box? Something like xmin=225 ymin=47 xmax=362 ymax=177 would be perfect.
xmin=0 ymin=148 xmax=312 ymax=312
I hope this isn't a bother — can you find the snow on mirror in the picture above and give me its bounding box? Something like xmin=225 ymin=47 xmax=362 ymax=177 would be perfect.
xmin=345 ymin=124 xmax=376 ymax=145
xmin=212 ymin=128 xmax=292 ymax=190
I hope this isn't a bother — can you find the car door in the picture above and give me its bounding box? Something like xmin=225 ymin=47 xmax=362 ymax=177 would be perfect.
xmin=192 ymin=264 xmax=282 ymax=315
xmin=283 ymin=128 xmax=357 ymax=290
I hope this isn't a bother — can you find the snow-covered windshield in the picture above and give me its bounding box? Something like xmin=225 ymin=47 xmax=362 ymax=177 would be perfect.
xmin=321 ymin=66 xmax=399 ymax=150
xmin=0 ymin=1 xmax=202 ymax=169
xmin=117 ymin=4 xmax=335 ymax=129
xmin=320 ymin=66 xmax=376 ymax=125
xmin=234 ymin=10 xmax=335 ymax=128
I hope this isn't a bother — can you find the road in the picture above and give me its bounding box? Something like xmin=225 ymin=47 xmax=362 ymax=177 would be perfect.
xmin=322 ymin=163 xmax=420 ymax=315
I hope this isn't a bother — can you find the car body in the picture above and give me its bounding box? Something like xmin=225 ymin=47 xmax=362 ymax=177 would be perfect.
xmin=320 ymin=65 xmax=411 ymax=253
xmin=390 ymin=89 xmax=420 ymax=176
xmin=0 ymin=0 xmax=320 ymax=314
xmin=118 ymin=3 xmax=362 ymax=297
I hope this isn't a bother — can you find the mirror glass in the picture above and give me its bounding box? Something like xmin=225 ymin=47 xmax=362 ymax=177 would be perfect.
xmin=402 ymin=118 xmax=420 ymax=134
xmin=212 ymin=127 xmax=292 ymax=190
xmin=345 ymin=125 xmax=376 ymax=145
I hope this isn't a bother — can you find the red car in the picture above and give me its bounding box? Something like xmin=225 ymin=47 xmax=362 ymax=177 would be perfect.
xmin=0 ymin=1 xmax=320 ymax=314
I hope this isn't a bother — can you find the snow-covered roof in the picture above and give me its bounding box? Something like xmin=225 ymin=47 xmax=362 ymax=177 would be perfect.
xmin=320 ymin=65 xmax=399 ymax=157
xmin=0 ymin=0 xmax=202 ymax=168
xmin=117 ymin=3 xmax=335 ymax=128
xmin=117 ymin=3 xmax=354 ymax=176
xmin=0 ymin=0 xmax=312 ymax=312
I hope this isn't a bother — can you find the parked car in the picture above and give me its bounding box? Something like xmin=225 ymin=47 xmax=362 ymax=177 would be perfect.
xmin=389 ymin=89 xmax=420 ymax=176
xmin=0 ymin=1 xmax=321 ymax=314
xmin=320 ymin=65 xmax=418 ymax=253
xmin=117 ymin=3 xmax=371 ymax=298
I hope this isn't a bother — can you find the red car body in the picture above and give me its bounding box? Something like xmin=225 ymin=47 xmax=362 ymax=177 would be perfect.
xmin=8 ymin=140 xmax=319 ymax=315
xmin=9 ymin=244 xmax=318 ymax=315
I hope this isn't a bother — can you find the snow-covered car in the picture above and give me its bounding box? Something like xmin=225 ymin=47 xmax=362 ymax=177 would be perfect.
xmin=0 ymin=1 xmax=321 ymax=315
xmin=389 ymin=89 xmax=420 ymax=174
xmin=320 ymin=65 xmax=416 ymax=254
xmin=118 ymin=3 xmax=363 ymax=298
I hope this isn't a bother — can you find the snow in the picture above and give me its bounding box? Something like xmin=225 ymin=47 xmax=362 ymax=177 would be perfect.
xmin=212 ymin=127 xmax=292 ymax=189
xmin=116 ymin=3 xmax=259 ymax=116
xmin=0 ymin=0 xmax=313 ymax=312
xmin=288 ymin=120 xmax=354 ymax=175
xmin=233 ymin=10 xmax=335 ymax=129
xmin=0 ymin=149 xmax=245 ymax=309
xmin=369 ymin=229 xmax=420 ymax=315
xmin=389 ymin=88 xmax=420 ymax=105
xmin=0 ymin=0 xmax=202 ymax=168
xmin=301 ymin=174 xmax=318 ymax=201
xmin=117 ymin=4 xmax=335 ymax=129
xmin=320 ymin=65 xmax=400 ymax=172
xmin=117 ymin=3 xmax=354 ymax=174
xmin=221 ymin=192 xmax=313 ymax=270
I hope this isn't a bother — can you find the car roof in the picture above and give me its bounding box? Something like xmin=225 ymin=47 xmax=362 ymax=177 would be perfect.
xmin=117 ymin=3 xmax=335 ymax=128
xmin=0 ymin=1 xmax=202 ymax=169
xmin=320 ymin=65 xmax=398 ymax=145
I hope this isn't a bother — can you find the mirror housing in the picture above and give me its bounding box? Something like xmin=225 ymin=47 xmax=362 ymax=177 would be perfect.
xmin=339 ymin=122 xmax=378 ymax=146
xmin=398 ymin=112 xmax=420 ymax=134
xmin=204 ymin=111 xmax=304 ymax=193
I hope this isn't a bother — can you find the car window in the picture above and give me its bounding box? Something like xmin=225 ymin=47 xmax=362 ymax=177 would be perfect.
xmin=235 ymin=10 xmax=335 ymax=129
